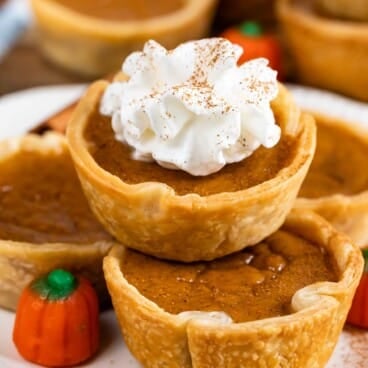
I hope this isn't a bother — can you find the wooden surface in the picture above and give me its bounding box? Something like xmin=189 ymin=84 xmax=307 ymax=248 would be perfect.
xmin=0 ymin=28 xmax=93 ymax=96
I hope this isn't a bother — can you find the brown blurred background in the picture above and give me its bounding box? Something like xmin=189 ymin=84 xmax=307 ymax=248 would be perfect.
xmin=0 ymin=0 xmax=278 ymax=96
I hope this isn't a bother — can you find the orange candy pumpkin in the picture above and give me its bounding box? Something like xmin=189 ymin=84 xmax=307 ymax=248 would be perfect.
xmin=13 ymin=269 xmax=99 ymax=367
xmin=221 ymin=21 xmax=283 ymax=79
xmin=347 ymin=249 xmax=368 ymax=329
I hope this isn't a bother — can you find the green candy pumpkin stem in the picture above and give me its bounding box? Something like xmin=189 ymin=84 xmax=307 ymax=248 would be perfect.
xmin=239 ymin=21 xmax=263 ymax=37
xmin=31 ymin=269 xmax=77 ymax=301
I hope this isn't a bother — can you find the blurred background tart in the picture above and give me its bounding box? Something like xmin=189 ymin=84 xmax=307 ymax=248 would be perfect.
xmin=103 ymin=209 xmax=363 ymax=368
xmin=276 ymin=0 xmax=368 ymax=101
xmin=297 ymin=114 xmax=368 ymax=248
xmin=0 ymin=132 xmax=116 ymax=310
xmin=30 ymin=0 xmax=218 ymax=77
xmin=316 ymin=0 xmax=368 ymax=21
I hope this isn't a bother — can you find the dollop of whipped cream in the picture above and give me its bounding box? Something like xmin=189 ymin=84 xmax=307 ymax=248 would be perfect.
xmin=100 ymin=38 xmax=280 ymax=176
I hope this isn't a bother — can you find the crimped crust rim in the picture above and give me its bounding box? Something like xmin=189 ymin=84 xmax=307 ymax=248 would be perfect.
xmin=104 ymin=209 xmax=363 ymax=330
xmin=67 ymin=80 xmax=316 ymax=210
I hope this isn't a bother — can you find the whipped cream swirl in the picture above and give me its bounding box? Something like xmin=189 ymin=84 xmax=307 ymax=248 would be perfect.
xmin=100 ymin=38 xmax=280 ymax=176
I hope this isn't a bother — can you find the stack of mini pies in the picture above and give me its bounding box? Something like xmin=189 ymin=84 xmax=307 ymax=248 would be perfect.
xmin=0 ymin=53 xmax=366 ymax=368
xmin=65 ymin=78 xmax=363 ymax=367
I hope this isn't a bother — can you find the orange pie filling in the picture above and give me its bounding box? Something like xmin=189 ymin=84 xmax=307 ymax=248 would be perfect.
xmin=51 ymin=0 xmax=185 ymax=21
xmin=299 ymin=115 xmax=368 ymax=199
xmin=0 ymin=148 xmax=112 ymax=244
xmin=121 ymin=229 xmax=338 ymax=323
xmin=84 ymin=107 xmax=298 ymax=196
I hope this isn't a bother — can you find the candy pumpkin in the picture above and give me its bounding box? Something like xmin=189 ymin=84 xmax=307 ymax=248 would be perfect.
xmin=13 ymin=269 xmax=99 ymax=367
xmin=347 ymin=249 xmax=368 ymax=329
xmin=221 ymin=21 xmax=283 ymax=78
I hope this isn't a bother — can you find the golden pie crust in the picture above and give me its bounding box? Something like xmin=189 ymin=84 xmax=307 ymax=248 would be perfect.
xmin=296 ymin=113 xmax=368 ymax=248
xmin=276 ymin=0 xmax=368 ymax=101
xmin=30 ymin=0 xmax=218 ymax=77
xmin=103 ymin=209 xmax=363 ymax=368
xmin=67 ymin=80 xmax=316 ymax=262
xmin=0 ymin=133 xmax=118 ymax=310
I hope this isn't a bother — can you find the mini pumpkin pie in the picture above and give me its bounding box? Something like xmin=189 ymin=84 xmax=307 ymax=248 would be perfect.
xmin=66 ymin=83 xmax=316 ymax=261
xmin=296 ymin=113 xmax=368 ymax=248
xmin=67 ymin=38 xmax=316 ymax=262
xmin=30 ymin=0 xmax=217 ymax=76
xmin=0 ymin=132 xmax=117 ymax=310
xmin=276 ymin=0 xmax=368 ymax=101
xmin=103 ymin=209 xmax=363 ymax=368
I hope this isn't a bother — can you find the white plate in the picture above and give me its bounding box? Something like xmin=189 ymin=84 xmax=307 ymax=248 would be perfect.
xmin=0 ymin=85 xmax=86 ymax=140
xmin=0 ymin=84 xmax=367 ymax=368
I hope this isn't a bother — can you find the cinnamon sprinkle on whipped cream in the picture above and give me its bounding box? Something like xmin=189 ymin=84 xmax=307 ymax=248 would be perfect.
xmin=100 ymin=38 xmax=280 ymax=176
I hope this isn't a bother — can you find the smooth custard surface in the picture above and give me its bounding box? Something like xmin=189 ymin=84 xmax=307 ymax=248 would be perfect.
xmin=122 ymin=230 xmax=338 ymax=323
xmin=299 ymin=115 xmax=368 ymax=198
xmin=85 ymin=108 xmax=298 ymax=196
xmin=0 ymin=149 xmax=113 ymax=244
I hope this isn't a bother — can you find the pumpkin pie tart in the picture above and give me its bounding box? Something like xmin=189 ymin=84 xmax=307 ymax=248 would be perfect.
xmin=0 ymin=132 xmax=117 ymax=310
xmin=30 ymin=0 xmax=217 ymax=76
xmin=103 ymin=209 xmax=363 ymax=368
xmin=276 ymin=0 xmax=368 ymax=101
xmin=67 ymin=78 xmax=316 ymax=261
xmin=297 ymin=113 xmax=368 ymax=248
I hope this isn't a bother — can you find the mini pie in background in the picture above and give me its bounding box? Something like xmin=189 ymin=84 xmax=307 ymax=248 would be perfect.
xmin=316 ymin=0 xmax=368 ymax=21
xmin=30 ymin=0 xmax=218 ymax=76
xmin=103 ymin=209 xmax=363 ymax=368
xmin=67 ymin=80 xmax=316 ymax=262
xmin=276 ymin=0 xmax=368 ymax=102
xmin=0 ymin=132 xmax=117 ymax=310
xmin=297 ymin=113 xmax=368 ymax=248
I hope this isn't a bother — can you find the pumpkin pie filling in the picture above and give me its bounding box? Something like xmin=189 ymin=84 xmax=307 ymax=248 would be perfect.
xmin=299 ymin=115 xmax=368 ymax=199
xmin=0 ymin=149 xmax=112 ymax=244
xmin=121 ymin=230 xmax=338 ymax=323
xmin=84 ymin=108 xmax=298 ymax=196
xmin=52 ymin=0 xmax=185 ymax=21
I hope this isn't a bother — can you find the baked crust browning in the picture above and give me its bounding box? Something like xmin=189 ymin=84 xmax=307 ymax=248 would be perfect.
xmin=67 ymin=81 xmax=316 ymax=262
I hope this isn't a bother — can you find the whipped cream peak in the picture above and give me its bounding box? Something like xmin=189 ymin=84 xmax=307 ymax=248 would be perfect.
xmin=100 ymin=38 xmax=280 ymax=176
